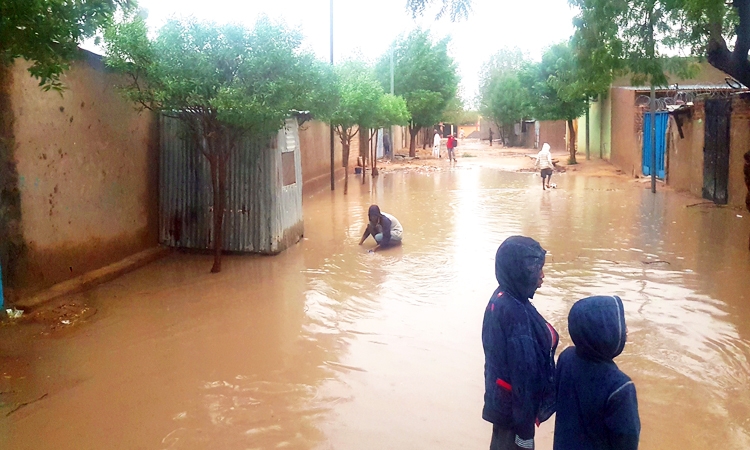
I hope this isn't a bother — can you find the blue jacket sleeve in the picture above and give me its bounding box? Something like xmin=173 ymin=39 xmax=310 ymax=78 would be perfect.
xmin=507 ymin=334 xmax=541 ymax=442
xmin=605 ymin=381 xmax=640 ymax=450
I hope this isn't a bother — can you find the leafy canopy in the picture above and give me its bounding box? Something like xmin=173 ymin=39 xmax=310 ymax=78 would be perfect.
xmin=326 ymin=61 xmax=385 ymax=140
xmin=522 ymin=42 xmax=589 ymax=122
xmin=0 ymin=0 xmax=134 ymax=90
xmin=104 ymin=15 xmax=332 ymax=140
xmin=569 ymin=0 xmax=746 ymax=86
xmin=375 ymin=29 xmax=459 ymax=130
xmin=479 ymin=47 xmax=532 ymax=129
xmin=405 ymin=0 xmax=471 ymax=20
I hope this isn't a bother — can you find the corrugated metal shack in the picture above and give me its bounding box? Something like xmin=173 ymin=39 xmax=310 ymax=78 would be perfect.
xmin=159 ymin=116 xmax=303 ymax=254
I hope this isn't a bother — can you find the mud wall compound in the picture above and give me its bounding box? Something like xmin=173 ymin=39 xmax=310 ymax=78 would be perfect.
xmin=666 ymin=105 xmax=705 ymax=198
xmin=2 ymin=51 xmax=382 ymax=293
xmin=609 ymin=88 xmax=640 ymax=177
xmin=4 ymin=51 xmax=159 ymax=292
xmin=728 ymin=97 xmax=750 ymax=208
xmin=298 ymin=121 xmax=346 ymax=196
xmin=666 ymin=96 xmax=750 ymax=208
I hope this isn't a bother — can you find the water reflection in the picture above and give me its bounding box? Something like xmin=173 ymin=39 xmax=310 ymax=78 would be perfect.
xmin=2 ymin=168 xmax=750 ymax=450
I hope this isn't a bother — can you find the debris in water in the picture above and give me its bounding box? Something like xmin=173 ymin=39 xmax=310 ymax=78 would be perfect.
xmin=5 ymin=308 xmax=23 ymax=319
xmin=5 ymin=393 xmax=48 ymax=417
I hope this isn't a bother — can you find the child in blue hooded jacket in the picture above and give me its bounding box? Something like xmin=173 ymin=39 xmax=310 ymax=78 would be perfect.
xmin=554 ymin=296 xmax=641 ymax=450
xmin=482 ymin=236 xmax=559 ymax=450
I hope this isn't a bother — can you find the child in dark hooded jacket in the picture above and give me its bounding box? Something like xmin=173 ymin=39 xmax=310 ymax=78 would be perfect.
xmin=482 ymin=236 xmax=559 ymax=450
xmin=554 ymin=296 xmax=641 ymax=450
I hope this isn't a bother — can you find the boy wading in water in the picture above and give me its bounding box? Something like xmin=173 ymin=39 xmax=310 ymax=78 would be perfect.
xmin=359 ymin=205 xmax=403 ymax=252
xmin=535 ymin=143 xmax=554 ymax=190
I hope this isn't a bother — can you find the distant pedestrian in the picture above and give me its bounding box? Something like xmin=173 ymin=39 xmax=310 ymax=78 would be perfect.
xmin=553 ymin=295 xmax=641 ymax=450
xmin=459 ymin=129 xmax=465 ymax=140
xmin=433 ymin=129 xmax=442 ymax=158
xmin=744 ymin=150 xmax=750 ymax=213
xmin=489 ymin=128 xmax=494 ymax=147
xmin=446 ymin=133 xmax=457 ymax=163
xmin=383 ymin=132 xmax=392 ymax=159
xmin=483 ymin=236 xmax=558 ymax=450
xmin=535 ymin=143 xmax=554 ymax=190
xmin=359 ymin=205 xmax=403 ymax=252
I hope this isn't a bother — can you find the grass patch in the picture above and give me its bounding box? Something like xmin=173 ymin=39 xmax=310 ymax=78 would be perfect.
xmin=462 ymin=152 xmax=476 ymax=158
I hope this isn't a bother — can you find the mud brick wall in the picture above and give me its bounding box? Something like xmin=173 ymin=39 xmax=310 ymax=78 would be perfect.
xmin=4 ymin=51 xmax=159 ymax=292
xmin=298 ymin=120 xmax=345 ymax=196
xmin=609 ymin=88 xmax=640 ymax=177
xmin=729 ymin=96 xmax=750 ymax=208
xmin=666 ymin=102 xmax=705 ymax=198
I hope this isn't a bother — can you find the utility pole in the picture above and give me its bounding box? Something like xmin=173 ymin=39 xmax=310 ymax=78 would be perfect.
xmin=389 ymin=43 xmax=395 ymax=160
xmin=650 ymin=84 xmax=656 ymax=193
xmin=329 ymin=0 xmax=335 ymax=191
xmin=585 ymin=104 xmax=590 ymax=160
xmin=649 ymin=8 xmax=657 ymax=194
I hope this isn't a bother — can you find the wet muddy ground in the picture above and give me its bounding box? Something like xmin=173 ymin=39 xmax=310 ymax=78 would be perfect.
xmin=2 ymin=162 xmax=750 ymax=449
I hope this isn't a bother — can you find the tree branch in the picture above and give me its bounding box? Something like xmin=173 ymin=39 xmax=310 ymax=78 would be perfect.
xmin=707 ymin=0 xmax=750 ymax=86
xmin=734 ymin=0 xmax=750 ymax=61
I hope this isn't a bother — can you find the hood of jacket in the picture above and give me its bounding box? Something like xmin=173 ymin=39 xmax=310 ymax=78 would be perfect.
xmin=494 ymin=236 xmax=546 ymax=301
xmin=568 ymin=295 xmax=627 ymax=362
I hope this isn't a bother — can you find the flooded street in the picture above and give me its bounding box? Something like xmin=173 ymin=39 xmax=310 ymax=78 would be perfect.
xmin=3 ymin=165 xmax=750 ymax=449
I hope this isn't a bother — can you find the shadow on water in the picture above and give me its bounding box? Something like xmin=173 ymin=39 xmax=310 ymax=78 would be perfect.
xmin=2 ymin=167 xmax=750 ymax=449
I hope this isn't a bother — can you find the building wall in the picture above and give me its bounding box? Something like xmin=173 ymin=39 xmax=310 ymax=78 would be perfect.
xmin=665 ymin=96 xmax=748 ymax=208
xmin=601 ymin=93 xmax=613 ymax=160
xmin=609 ymin=88 xmax=640 ymax=177
xmin=539 ymin=121 xmax=567 ymax=153
xmin=728 ymin=97 xmax=750 ymax=208
xmin=298 ymin=120 xmax=345 ymax=196
xmin=8 ymin=52 xmax=159 ymax=290
xmin=666 ymin=107 xmax=704 ymax=198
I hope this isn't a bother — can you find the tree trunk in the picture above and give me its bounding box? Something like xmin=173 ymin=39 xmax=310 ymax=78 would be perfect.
xmin=409 ymin=126 xmax=420 ymax=157
xmin=567 ymin=119 xmax=577 ymax=165
xmin=360 ymin=127 xmax=368 ymax=185
xmin=707 ymin=0 xmax=750 ymax=88
xmin=343 ymin=140 xmax=350 ymax=195
xmin=0 ymin=64 xmax=25 ymax=287
xmin=371 ymin=129 xmax=379 ymax=176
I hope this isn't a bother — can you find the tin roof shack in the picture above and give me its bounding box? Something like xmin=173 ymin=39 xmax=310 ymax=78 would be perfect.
xmin=159 ymin=116 xmax=303 ymax=254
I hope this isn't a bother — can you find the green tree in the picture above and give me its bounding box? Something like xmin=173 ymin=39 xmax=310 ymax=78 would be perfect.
xmin=479 ymin=48 xmax=532 ymax=146
xmin=376 ymin=29 xmax=459 ymax=157
xmin=325 ymin=62 xmax=385 ymax=194
xmin=366 ymin=93 xmax=411 ymax=176
xmin=480 ymin=73 xmax=531 ymax=147
xmin=104 ymin=16 xmax=331 ymax=273
xmin=522 ymin=42 xmax=590 ymax=164
xmin=405 ymin=0 xmax=471 ymax=20
xmin=0 ymin=0 xmax=134 ymax=91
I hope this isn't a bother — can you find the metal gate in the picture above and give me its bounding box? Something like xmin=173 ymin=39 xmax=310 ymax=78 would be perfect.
xmin=703 ymin=98 xmax=732 ymax=204
xmin=642 ymin=112 xmax=669 ymax=179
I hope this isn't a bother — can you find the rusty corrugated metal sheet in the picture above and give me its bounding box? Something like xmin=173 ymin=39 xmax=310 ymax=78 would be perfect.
xmin=159 ymin=115 xmax=303 ymax=253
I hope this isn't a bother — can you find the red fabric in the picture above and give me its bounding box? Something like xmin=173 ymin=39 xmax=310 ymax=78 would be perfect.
xmin=496 ymin=378 xmax=512 ymax=391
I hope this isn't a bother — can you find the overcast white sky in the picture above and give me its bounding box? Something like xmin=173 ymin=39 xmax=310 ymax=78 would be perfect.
xmin=107 ymin=0 xmax=577 ymax=107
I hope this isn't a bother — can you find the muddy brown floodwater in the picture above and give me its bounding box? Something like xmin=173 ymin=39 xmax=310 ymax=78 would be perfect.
xmin=2 ymin=166 xmax=750 ymax=450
